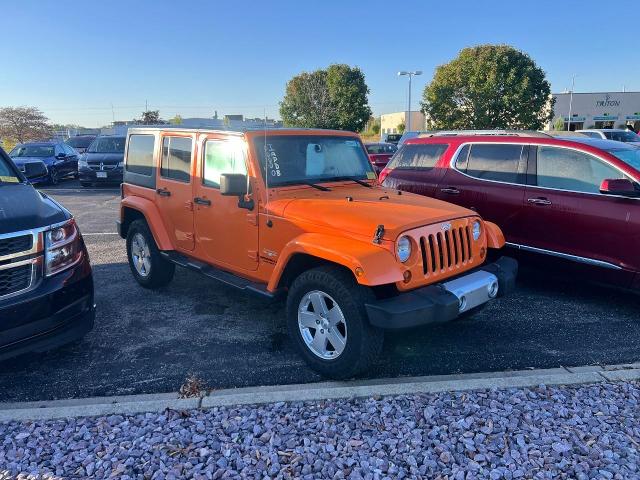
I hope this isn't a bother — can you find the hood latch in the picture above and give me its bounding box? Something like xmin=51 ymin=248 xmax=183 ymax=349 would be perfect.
xmin=373 ymin=224 xmax=385 ymax=244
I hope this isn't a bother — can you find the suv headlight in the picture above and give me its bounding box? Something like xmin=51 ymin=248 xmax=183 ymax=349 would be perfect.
xmin=78 ymin=159 xmax=88 ymax=168
xmin=472 ymin=220 xmax=482 ymax=241
xmin=45 ymin=219 xmax=83 ymax=276
xmin=396 ymin=236 xmax=412 ymax=262
xmin=117 ymin=161 xmax=124 ymax=168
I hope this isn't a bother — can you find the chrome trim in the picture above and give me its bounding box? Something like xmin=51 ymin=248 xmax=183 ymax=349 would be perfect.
xmin=0 ymin=256 xmax=42 ymax=301
xmin=505 ymin=242 xmax=623 ymax=270
xmin=448 ymin=141 xmax=640 ymax=194
xmin=0 ymin=229 xmax=44 ymax=263
xmin=442 ymin=270 xmax=499 ymax=313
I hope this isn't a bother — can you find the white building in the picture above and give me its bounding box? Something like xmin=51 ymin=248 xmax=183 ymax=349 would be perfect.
xmin=548 ymin=91 xmax=640 ymax=131
xmin=380 ymin=111 xmax=426 ymax=135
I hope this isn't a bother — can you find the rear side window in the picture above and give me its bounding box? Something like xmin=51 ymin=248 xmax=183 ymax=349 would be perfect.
xmin=126 ymin=135 xmax=155 ymax=176
xmin=386 ymin=144 xmax=448 ymax=170
xmin=161 ymin=137 xmax=192 ymax=182
xmin=461 ymin=144 xmax=526 ymax=183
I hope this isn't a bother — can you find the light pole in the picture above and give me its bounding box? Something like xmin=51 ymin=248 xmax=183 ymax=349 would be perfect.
xmin=567 ymin=75 xmax=576 ymax=131
xmin=398 ymin=70 xmax=422 ymax=132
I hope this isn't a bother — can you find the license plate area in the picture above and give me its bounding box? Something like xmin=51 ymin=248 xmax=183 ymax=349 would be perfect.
xmin=96 ymin=172 xmax=107 ymax=178
xmin=442 ymin=270 xmax=499 ymax=313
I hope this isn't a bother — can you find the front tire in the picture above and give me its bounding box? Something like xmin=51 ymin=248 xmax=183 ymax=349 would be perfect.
xmin=286 ymin=266 xmax=383 ymax=379
xmin=126 ymin=220 xmax=175 ymax=289
xmin=48 ymin=167 xmax=59 ymax=185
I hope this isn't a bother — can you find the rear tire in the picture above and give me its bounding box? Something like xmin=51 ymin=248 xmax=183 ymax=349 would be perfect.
xmin=126 ymin=219 xmax=175 ymax=289
xmin=286 ymin=265 xmax=383 ymax=379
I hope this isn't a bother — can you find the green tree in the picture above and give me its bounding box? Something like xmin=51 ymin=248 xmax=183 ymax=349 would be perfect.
xmin=280 ymin=64 xmax=372 ymax=132
xmin=0 ymin=106 xmax=52 ymax=144
xmin=553 ymin=117 xmax=566 ymax=131
xmin=422 ymin=45 xmax=553 ymax=130
xmin=138 ymin=110 xmax=164 ymax=125
xmin=169 ymin=115 xmax=183 ymax=125
xmin=397 ymin=121 xmax=406 ymax=134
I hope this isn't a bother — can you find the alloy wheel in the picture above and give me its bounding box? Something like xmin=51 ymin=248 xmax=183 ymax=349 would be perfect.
xmin=298 ymin=290 xmax=348 ymax=360
xmin=131 ymin=233 xmax=151 ymax=277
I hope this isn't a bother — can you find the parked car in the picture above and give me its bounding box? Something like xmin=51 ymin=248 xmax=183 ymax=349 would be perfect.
xmin=380 ymin=133 xmax=640 ymax=291
xmin=118 ymin=127 xmax=517 ymax=379
xmin=382 ymin=133 xmax=403 ymax=145
xmin=78 ymin=135 xmax=126 ymax=187
xmin=577 ymin=129 xmax=640 ymax=145
xmin=9 ymin=141 xmax=79 ymax=185
xmin=0 ymin=146 xmax=94 ymax=362
xmin=365 ymin=142 xmax=397 ymax=174
xmin=65 ymin=135 xmax=97 ymax=155
xmin=397 ymin=131 xmax=424 ymax=147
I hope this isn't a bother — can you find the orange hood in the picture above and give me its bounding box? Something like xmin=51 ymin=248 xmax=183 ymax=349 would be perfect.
xmin=272 ymin=185 xmax=476 ymax=241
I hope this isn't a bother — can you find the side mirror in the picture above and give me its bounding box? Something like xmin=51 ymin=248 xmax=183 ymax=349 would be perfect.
xmin=24 ymin=161 xmax=48 ymax=180
xmin=220 ymin=173 xmax=248 ymax=196
xmin=599 ymin=178 xmax=640 ymax=197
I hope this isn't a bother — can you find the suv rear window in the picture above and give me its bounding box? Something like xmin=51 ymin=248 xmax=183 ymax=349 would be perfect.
xmin=126 ymin=135 xmax=155 ymax=176
xmin=457 ymin=144 xmax=526 ymax=183
xmin=161 ymin=137 xmax=192 ymax=182
xmin=386 ymin=144 xmax=447 ymax=170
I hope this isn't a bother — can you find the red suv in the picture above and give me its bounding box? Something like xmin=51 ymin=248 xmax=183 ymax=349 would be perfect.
xmin=380 ymin=134 xmax=640 ymax=290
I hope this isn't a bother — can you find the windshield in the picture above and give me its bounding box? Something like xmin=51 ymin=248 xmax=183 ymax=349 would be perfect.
xmin=604 ymin=131 xmax=640 ymax=142
xmin=0 ymin=154 xmax=20 ymax=183
xmin=88 ymin=137 xmax=126 ymax=153
xmin=254 ymin=135 xmax=375 ymax=186
xmin=366 ymin=144 xmax=397 ymax=154
xmin=9 ymin=145 xmax=54 ymax=157
xmin=66 ymin=136 xmax=95 ymax=148
xmin=608 ymin=148 xmax=640 ymax=171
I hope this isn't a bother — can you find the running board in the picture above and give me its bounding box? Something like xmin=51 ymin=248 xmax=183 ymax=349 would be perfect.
xmin=160 ymin=251 xmax=281 ymax=299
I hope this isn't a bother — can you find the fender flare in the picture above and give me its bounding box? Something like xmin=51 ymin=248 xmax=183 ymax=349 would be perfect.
xmin=484 ymin=221 xmax=505 ymax=249
xmin=267 ymin=233 xmax=404 ymax=291
xmin=120 ymin=197 xmax=173 ymax=250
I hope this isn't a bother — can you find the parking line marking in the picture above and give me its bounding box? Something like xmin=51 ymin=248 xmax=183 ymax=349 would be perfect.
xmin=82 ymin=232 xmax=119 ymax=236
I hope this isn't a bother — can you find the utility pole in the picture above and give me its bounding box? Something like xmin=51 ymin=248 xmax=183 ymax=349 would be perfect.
xmin=567 ymin=75 xmax=576 ymax=131
xmin=398 ymin=71 xmax=422 ymax=132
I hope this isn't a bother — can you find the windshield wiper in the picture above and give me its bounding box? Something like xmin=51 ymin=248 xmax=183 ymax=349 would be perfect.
xmin=277 ymin=180 xmax=331 ymax=191
xmin=324 ymin=176 xmax=373 ymax=188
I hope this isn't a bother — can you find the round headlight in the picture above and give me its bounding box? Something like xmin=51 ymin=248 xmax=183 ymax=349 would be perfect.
xmin=397 ymin=236 xmax=411 ymax=263
xmin=472 ymin=221 xmax=482 ymax=241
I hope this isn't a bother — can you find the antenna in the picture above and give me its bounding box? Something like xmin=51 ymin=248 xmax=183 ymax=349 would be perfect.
xmin=264 ymin=108 xmax=272 ymax=227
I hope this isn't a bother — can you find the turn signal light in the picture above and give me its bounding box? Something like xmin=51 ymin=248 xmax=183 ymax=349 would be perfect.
xmin=403 ymin=270 xmax=412 ymax=283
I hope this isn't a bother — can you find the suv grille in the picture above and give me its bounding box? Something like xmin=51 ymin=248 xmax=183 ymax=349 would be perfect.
xmin=419 ymin=226 xmax=473 ymax=275
xmin=0 ymin=264 xmax=32 ymax=297
xmin=88 ymin=162 xmax=118 ymax=171
xmin=0 ymin=234 xmax=33 ymax=258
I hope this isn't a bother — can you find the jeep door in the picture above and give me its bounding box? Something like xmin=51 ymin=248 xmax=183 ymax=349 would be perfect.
xmin=435 ymin=143 xmax=529 ymax=245
xmin=154 ymin=133 xmax=196 ymax=251
xmin=522 ymin=144 xmax=637 ymax=286
xmin=192 ymin=134 xmax=259 ymax=272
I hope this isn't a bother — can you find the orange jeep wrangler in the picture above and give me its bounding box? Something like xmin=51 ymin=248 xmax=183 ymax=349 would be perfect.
xmin=117 ymin=127 xmax=517 ymax=378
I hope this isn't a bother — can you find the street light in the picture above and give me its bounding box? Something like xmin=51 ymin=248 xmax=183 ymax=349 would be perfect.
xmin=567 ymin=75 xmax=577 ymax=132
xmin=398 ymin=70 xmax=422 ymax=132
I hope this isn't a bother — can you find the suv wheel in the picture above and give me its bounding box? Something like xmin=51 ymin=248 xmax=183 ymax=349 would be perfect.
xmin=126 ymin=220 xmax=175 ymax=289
xmin=287 ymin=266 xmax=383 ymax=379
xmin=48 ymin=167 xmax=59 ymax=185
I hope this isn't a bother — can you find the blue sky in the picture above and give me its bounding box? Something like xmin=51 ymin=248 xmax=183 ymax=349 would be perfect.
xmin=1 ymin=0 xmax=637 ymax=127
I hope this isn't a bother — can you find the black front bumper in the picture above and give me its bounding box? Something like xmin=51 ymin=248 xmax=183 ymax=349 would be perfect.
xmin=0 ymin=255 xmax=95 ymax=362
xmin=365 ymin=256 xmax=518 ymax=329
xmin=79 ymin=167 xmax=123 ymax=184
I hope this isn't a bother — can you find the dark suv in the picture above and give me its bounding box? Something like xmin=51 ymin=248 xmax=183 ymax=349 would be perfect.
xmin=79 ymin=136 xmax=126 ymax=187
xmin=0 ymin=147 xmax=94 ymax=361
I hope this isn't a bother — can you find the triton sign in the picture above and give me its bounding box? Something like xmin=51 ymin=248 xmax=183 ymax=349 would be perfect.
xmin=596 ymin=94 xmax=621 ymax=108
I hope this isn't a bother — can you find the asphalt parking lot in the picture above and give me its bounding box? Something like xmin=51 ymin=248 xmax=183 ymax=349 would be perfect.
xmin=0 ymin=179 xmax=638 ymax=402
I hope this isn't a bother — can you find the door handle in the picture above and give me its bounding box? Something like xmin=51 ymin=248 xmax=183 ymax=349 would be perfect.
xmin=194 ymin=197 xmax=211 ymax=206
xmin=156 ymin=188 xmax=171 ymax=197
xmin=440 ymin=187 xmax=460 ymax=195
xmin=527 ymin=197 xmax=552 ymax=205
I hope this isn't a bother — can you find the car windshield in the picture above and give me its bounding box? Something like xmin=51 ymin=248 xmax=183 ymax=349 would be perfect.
xmin=10 ymin=145 xmax=55 ymax=157
xmin=0 ymin=154 xmax=20 ymax=183
xmin=66 ymin=136 xmax=94 ymax=148
xmin=608 ymin=148 xmax=640 ymax=171
xmin=88 ymin=137 xmax=126 ymax=153
xmin=254 ymin=135 xmax=375 ymax=187
xmin=366 ymin=144 xmax=397 ymax=154
xmin=604 ymin=131 xmax=640 ymax=142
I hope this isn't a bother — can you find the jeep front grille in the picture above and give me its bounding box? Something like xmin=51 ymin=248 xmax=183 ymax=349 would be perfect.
xmin=419 ymin=226 xmax=473 ymax=275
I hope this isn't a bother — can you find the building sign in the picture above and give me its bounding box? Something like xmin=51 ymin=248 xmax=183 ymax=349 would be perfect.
xmin=593 ymin=115 xmax=618 ymax=121
xmin=563 ymin=116 xmax=586 ymax=122
xmin=626 ymin=114 xmax=640 ymax=120
xmin=595 ymin=94 xmax=621 ymax=108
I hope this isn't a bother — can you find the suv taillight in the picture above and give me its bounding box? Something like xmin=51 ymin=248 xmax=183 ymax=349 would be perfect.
xmin=378 ymin=166 xmax=391 ymax=185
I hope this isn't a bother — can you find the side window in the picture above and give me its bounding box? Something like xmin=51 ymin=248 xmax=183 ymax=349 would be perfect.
xmin=161 ymin=136 xmax=192 ymax=182
xmin=536 ymin=146 xmax=626 ymax=194
xmin=386 ymin=144 xmax=448 ymax=170
xmin=454 ymin=145 xmax=470 ymax=171
xmin=465 ymin=144 xmax=525 ymax=183
xmin=126 ymin=135 xmax=155 ymax=176
xmin=202 ymin=140 xmax=246 ymax=188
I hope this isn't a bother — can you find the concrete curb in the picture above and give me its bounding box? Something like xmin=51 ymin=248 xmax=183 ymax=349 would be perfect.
xmin=1 ymin=363 xmax=639 ymax=422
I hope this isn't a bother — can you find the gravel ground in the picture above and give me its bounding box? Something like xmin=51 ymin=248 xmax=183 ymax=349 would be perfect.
xmin=1 ymin=381 xmax=639 ymax=479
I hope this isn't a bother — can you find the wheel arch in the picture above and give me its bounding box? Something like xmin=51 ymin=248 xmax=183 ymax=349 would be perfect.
xmin=119 ymin=197 xmax=173 ymax=250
